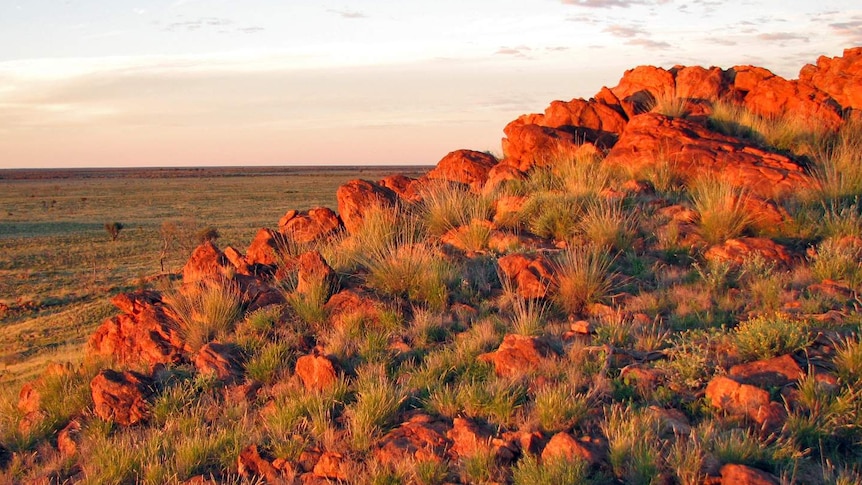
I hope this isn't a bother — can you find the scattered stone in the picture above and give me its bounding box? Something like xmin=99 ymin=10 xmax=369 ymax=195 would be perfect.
xmin=375 ymin=413 xmax=451 ymax=465
xmin=295 ymin=352 xmax=338 ymax=392
xmin=541 ymin=432 xmax=604 ymax=466
xmin=478 ymin=334 xmax=556 ymax=377
xmin=705 ymin=238 xmax=792 ymax=267
xmin=194 ymin=342 xmax=245 ymax=383
xmin=245 ymin=228 xmax=282 ymax=267
xmin=90 ymin=370 xmax=152 ymax=426
xmin=426 ymin=149 xmax=498 ymax=189
xmin=279 ymin=207 xmax=343 ymax=244
xmin=57 ymin=419 xmax=82 ymax=457
xmin=497 ymin=253 xmax=556 ymax=299
xmin=296 ymin=250 xmax=335 ymax=296
xmin=729 ymin=354 xmax=804 ymax=388
xmin=182 ymin=241 xmax=231 ymax=284
xmin=313 ymin=452 xmax=350 ymax=481
xmin=720 ymin=463 xmax=780 ymax=485
xmin=336 ymin=179 xmax=398 ymax=234
xmin=237 ymin=445 xmax=281 ymax=483
xmin=705 ymin=376 xmax=785 ymax=430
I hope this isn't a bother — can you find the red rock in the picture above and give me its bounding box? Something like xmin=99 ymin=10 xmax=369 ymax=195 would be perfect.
xmin=447 ymin=417 xmax=493 ymax=458
xmin=223 ymin=246 xmax=251 ymax=275
xmin=110 ymin=290 xmax=162 ymax=315
xmin=501 ymin=121 xmax=582 ymax=172
xmin=540 ymin=98 xmax=627 ymax=147
xmin=324 ymin=288 xmax=384 ymax=329
xmin=492 ymin=196 xmax=526 ymax=226
xmin=88 ymin=292 xmax=185 ymax=367
xmin=379 ymin=174 xmax=422 ymax=202
xmin=484 ymin=164 xmax=526 ymax=193
xmin=194 ymin=342 xmax=244 ymax=382
xmin=541 ymin=432 xmax=603 ymax=466
xmin=478 ymin=334 xmax=556 ymax=377
xmin=57 ymin=419 xmax=82 ymax=456
xmin=497 ymin=253 xmax=556 ymax=299
xmin=426 ymin=149 xmax=498 ymax=189
xmin=296 ymin=251 xmax=335 ymax=296
xmin=609 ymin=65 xmax=676 ymax=117
xmin=799 ymin=47 xmax=862 ymax=111
xmin=720 ymin=463 xmax=779 ymax=485
xmin=729 ymin=354 xmax=804 ymax=388
xmin=90 ymin=369 xmax=152 ymax=426
xmin=295 ymin=353 xmax=338 ymax=392
xmin=237 ymin=445 xmax=281 ymax=483
xmin=313 ymin=452 xmax=349 ymax=480
xmin=705 ymin=238 xmax=793 ymax=267
xmin=279 ymin=207 xmax=343 ymax=244
xmin=17 ymin=382 xmax=41 ymax=414
xmin=649 ymin=406 xmax=692 ymax=436
xmin=732 ymin=65 xmax=844 ymax=131
xmin=375 ymin=413 xmax=451 ymax=465
xmin=604 ymin=113 xmax=813 ymax=199
xmin=705 ymin=376 xmax=786 ymax=429
xmin=245 ymin=228 xmax=282 ymax=267
xmin=672 ymin=65 xmax=732 ymax=106
xmin=336 ymin=179 xmax=398 ymax=234
xmin=182 ymin=241 xmax=231 ymax=284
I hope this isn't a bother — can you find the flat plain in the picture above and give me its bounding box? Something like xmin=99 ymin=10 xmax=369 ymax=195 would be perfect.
xmin=0 ymin=166 xmax=430 ymax=383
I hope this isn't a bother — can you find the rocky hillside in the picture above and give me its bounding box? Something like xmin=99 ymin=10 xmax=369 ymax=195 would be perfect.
xmin=3 ymin=47 xmax=862 ymax=484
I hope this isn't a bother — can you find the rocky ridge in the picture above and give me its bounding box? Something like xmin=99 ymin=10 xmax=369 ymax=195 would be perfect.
xmin=6 ymin=47 xmax=862 ymax=484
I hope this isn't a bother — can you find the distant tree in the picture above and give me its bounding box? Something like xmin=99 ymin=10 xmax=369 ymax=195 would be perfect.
xmin=105 ymin=222 xmax=124 ymax=241
xmin=197 ymin=226 xmax=220 ymax=244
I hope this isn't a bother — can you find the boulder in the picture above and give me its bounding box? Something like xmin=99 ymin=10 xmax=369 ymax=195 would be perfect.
xmin=245 ymin=228 xmax=282 ymax=267
xmin=324 ymin=288 xmax=384 ymax=329
xmin=194 ymin=342 xmax=244 ymax=383
xmin=313 ymin=452 xmax=349 ymax=481
xmin=237 ymin=445 xmax=281 ymax=483
xmin=294 ymin=353 xmax=338 ymax=392
xmin=604 ymin=113 xmax=814 ymax=199
xmin=672 ymin=65 xmax=732 ymax=108
xmin=704 ymin=238 xmax=793 ymax=267
xmin=497 ymin=253 xmax=556 ymax=299
xmin=501 ymin=121 xmax=582 ymax=172
xmin=720 ymin=463 xmax=779 ymax=485
xmin=484 ymin=164 xmax=526 ymax=194
xmin=541 ymin=98 xmax=627 ymax=146
xmin=90 ymin=369 xmax=152 ymax=426
xmin=732 ymin=65 xmax=844 ymax=130
xmin=541 ymin=432 xmax=603 ymax=466
xmin=57 ymin=419 xmax=82 ymax=457
xmin=728 ymin=354 xmax=804 ymax=388
xmin=799 ymin=47 xmax=862 ymax=111
xmin=375 ymin=413 xmax=451 ymax=465
xmin=182 ymin=241 xmax=231 ymax=284
xmin=295 ymin=251 xmax=335 ymax=296
xmin=705 ymin=376 xmax=785 ymax=430
xmin=336 ymin=179 xmax=398 ymax=234
xmin=447 ymin=417 xmax=494 ymax=458
xmin=478 ymin=334 xmax=556 ymax=377
xmin=379 ymin=174 xmax=422 ymax=202
xmin=426 ymin=149 xmax=498 ymax=189
xmin=279 ymin=207 xmax=343 ymax=244
xmin=88 ymin=291 xmax=185 ymax=367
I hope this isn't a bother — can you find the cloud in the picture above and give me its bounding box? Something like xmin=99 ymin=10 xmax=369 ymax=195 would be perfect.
xmin=328 ymin=9 xmax=367 ymax=19
xmin=710 ymin=38 xmax=737 ymax=46
xmin=163 ymin=17 xmax=232 ymax=32
xmin=830 ymin=18 xmax=862 ymax=42
xmin=603 ymin=24 xmax=647 ymax=38
xmin=133 ymin=8 xmax=146 ymax=15
xmin=757 ymin=32 xmax=809 ymax=43
xmin=495 ymin=46 xmax=532 ymax=58
xmin=561 ymin=0 xmax=669 ymax=8
xmin=237 ymin=27 xmax=265 ymax=34
xmin=625 ymin=38 xmax=671 ymax=49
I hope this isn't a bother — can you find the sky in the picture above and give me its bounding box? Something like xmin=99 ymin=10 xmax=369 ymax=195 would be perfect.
xmin=0 ymin=0 xmax=860 ymax=168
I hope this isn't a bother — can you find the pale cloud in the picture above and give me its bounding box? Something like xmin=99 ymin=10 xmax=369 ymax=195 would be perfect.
xmin=603 ymin=24 xmax=648 ymax=38
xmin=562 ymin=0 xmax=671 ymax=7
xmin=495 ymin=46 xmax=532 ymax=58
xmin=757 ymin=32 xmax=810 ymax=43
xmin=625 ymin=38 xmax=671 ymax=49
xmin=327 ymin=9 xmax=367 ymax=19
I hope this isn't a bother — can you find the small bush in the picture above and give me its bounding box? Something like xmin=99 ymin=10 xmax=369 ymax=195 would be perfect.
xmin=602 ymin=403 xmax=662 ymax=485
xmin=165 ymin=281 xmax=243 ymax=351
xmin=810 ymin=237 xmax=862 ymax=287
xmin=520 ymin=192 xmax=585 ymax=242
xmin=347 ymin=364 xmax=405 ymax=452
xmin=533 ymin=381 xmax=590 ymax=433
xmin=579 ymin=198 xmax=636 ymax=250
xmin=812 ymin=119 xmax=862 ymax=201
xmin=104 ymin=222 xmax=124 ymax=241
xmin=733 ymin=313 xmax=809 ymax=361
xmin=512 ymin=453 xmax=589 ymax=485
xmin=553 ymin=245 xmax=615 ymax=316
xmin=419 ymin=182 xmax=492 ymax=236
xmin=689 ymin=175 xmax=753 ymax=244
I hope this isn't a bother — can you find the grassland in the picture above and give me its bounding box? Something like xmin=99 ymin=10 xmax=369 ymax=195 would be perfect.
xmin=0 ymin=166 xmax=430 ymax=383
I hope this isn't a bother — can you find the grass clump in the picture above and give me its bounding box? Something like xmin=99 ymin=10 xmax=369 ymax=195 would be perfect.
xmin=579 ymin=198 xmax=636 ymax=250
xmin=512 ymin=453 xmax=589 ymax=485
xmin=418 ymin=181 xmax=492 ymax=236
xmin=689 ymin=175 xmax=753 ymax=244
xmin=810 ymin=237 xmax=862 ymax=288
xmin=812 ymin=119 xmax=862 ymax=201
xmin=533 ymin=381 xmax=591 ymax=433
xmin=602 ymin=404 xmax=662 ymax=485
xmin=347 ymin=364 xmax=406 ymax=452
xmin=552 ymin=245 xmax=615 ymax=316
xmin=733 ymin=312 xmax=810 ymax=361
xmin=165 ymin=280 xmax=243 ymax=351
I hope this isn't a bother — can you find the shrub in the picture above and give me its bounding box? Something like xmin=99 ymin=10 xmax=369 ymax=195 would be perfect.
xmin=104 ymin=222 xmax=124 ymax=241
xmin=820 ymin=199 xmax=862 ymax=239
xmin=533 ymin=381 xmax=590 ymax=433
xmin=667 ymin=431 xmax=706 ymax=485
xmin=579 ymin=198 xmax=636 ymax=250
xmin=347 ymin=364 xmax=406 ymax=452
xmin=733 ymin=313 xmax=810 ymax=361
xmin=512 ymin=453 xmax=589 ymax=485
xmin=552 ymin=245 xmax=615 ymax=316
xmin=245 ymin=340 xmax=292 ymax=384
xmin=810 ymin=237 xmax=862 ymax=288
xmin=418 ymin=181 xmax=492 ymax=236
xmin=602 ymin=403 xmax=662 ymax=485
xmin=520 ymin=192 xmax=585 ymax=242
xmin=812 ymin=119 xmax=862 ymax=201
xmin=708 ymin=101 xmax=829 ymax=155
xmin=689 ymin=175 xmax=753 ymax=244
